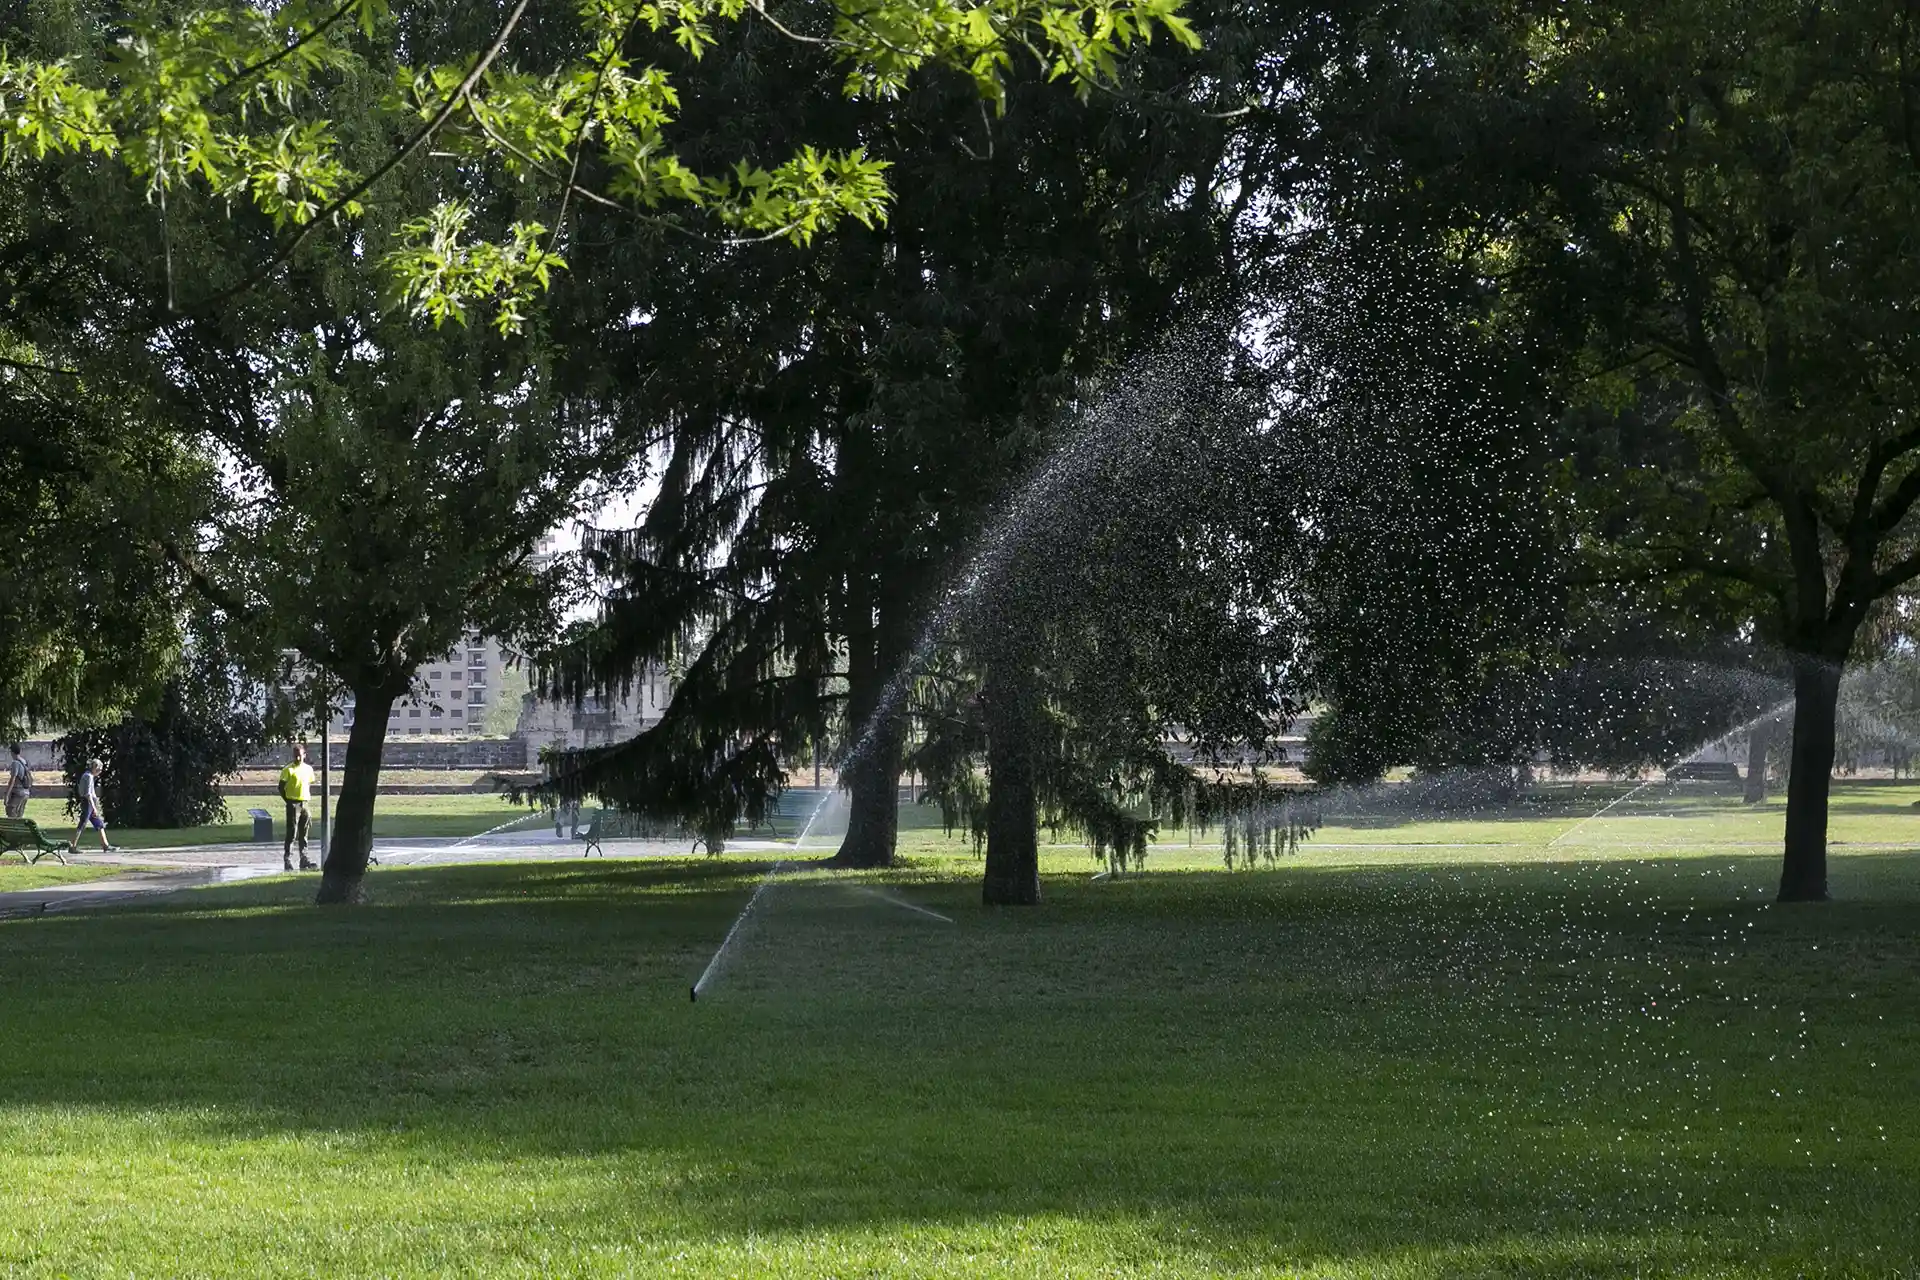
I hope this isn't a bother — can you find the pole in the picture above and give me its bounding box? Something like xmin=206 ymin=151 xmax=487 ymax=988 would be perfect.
xmin=319 ymin=715 xmax=331 ymax=867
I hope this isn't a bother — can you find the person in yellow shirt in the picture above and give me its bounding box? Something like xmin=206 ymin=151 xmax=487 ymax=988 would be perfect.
xmin=278 ymin=744 xmax=318 ymax=872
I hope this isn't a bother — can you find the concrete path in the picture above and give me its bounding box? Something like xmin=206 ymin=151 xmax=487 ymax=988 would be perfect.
xmin=0 ymin=864 xmax=286 ymax=920
xmin=0 ymin=824 xmax=820 ymax=919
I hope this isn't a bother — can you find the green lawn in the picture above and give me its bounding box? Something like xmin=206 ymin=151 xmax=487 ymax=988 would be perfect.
xmin=1 ymin=802 xmax=1915 ymax=1276
xmin=16 ymin=793 xmax=544 ymax=849
xmin=0 ymin=862 xmax=126 ymax=890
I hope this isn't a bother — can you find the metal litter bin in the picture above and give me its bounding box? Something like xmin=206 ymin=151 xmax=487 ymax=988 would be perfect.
xmin=248 ymin=808 xmax=273 ymax=841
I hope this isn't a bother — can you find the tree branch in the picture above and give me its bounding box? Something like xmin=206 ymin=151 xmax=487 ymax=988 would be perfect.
xmin=1876 ymin=548 xmax=1920 ymax=597
xmin=160 ymin=538 xmax=260 ymax=625
xmin=549 ymin=11 xmax=646 ymax=253
xmin=0 ymin=355 xmax=80 ymax=377
xmin=180 ymin=0 xmax=535 ymax=316
xmin=209 ymin=0 xmax=362 ymax=105
xmin=1865 ymin=423 xmax=1920 ymax=533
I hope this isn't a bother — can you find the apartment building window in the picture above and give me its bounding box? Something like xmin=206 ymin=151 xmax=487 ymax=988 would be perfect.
xmin=408 ymin=709 xmax=421 ymax=718
xmin=451 ymin=709 xmax=463 ymax=721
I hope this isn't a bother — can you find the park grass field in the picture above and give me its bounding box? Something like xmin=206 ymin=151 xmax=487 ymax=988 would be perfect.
xmin=14 ymin=792 xmax=543 ymax=850
xmin=0 ymin=786 xmax=1916 ymax=1277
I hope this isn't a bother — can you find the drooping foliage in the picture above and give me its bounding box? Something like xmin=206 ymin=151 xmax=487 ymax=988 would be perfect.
xmin=909 ymin=327 xmax=1312 ymax=874
xmin=535 ymin=14 xmax=1251 ymax=876
xmin=0 ymin=350 xmax=206 ymax=737
xmin=2 ymin=0 xmax=1198 ymax=331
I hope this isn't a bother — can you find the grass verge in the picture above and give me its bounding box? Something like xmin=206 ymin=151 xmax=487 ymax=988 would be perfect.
xmin=0 ymin=862 xmax=127 ymax=891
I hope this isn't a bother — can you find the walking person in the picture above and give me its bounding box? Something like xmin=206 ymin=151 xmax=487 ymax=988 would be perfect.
xmin=4 ymin=743 xmax=31 ymax=819
xmin=278 ymin=744 xmax=318 ymax=872
xmin=68 ymin=756 xmax=112 ymax=855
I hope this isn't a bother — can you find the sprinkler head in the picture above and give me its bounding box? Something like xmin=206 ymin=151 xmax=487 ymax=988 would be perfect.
xmin=689 ymin=985 xmax=698 ymax=1003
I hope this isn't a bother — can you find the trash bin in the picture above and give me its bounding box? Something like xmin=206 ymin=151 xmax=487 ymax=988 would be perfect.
xmin=248 ymin=808 xmax=273 ymax=841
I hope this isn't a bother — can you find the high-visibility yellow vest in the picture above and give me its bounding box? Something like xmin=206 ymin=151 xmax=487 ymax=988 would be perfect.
xmin=279 ymin=762 xmax=315 ymax=804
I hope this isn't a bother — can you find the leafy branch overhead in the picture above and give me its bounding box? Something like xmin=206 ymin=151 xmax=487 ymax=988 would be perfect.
xmin=0 ymin=0 xmax=1197 ymax=331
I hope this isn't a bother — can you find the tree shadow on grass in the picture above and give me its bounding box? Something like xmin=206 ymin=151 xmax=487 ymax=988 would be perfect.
xmin=0 ymin=857 xmax=1915 ymax=1276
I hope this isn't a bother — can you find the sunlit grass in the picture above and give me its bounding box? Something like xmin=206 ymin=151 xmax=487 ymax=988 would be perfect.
xmin=1 ymin=820 xmax=1914 ymax=1277
xmin=0 ymin=862 xmax=126 ymax=890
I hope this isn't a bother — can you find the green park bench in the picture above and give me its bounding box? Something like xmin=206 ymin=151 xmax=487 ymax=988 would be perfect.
xmin=0 ymin=817 xmax=68 ymax=865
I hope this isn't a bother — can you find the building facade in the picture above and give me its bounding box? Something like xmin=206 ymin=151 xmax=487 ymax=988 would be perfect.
xmin=325 ymin=633 xmax=515 ymax=739
xmin=513 ymin=669 xmax=672 ymax=768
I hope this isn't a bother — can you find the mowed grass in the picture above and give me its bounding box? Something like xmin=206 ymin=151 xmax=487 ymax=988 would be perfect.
xmin=1 ymin=795 xmax=1917 ymax=1277
xmin=15 ymin=792 xmax=543 ymax=849
xmin=0 ymin=862 xmax=126 ymax=890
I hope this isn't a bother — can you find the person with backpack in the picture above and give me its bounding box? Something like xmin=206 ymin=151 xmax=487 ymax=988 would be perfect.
xmin=5 ymin=743 xmax=31 ymax=819
xmin=68 ymin=756 xmax=112 ymax=855
xmin=278 ymin=744 xmax=318 ymax=872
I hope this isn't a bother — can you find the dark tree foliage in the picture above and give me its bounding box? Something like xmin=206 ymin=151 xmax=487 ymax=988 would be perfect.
xmin=1321 ymin=0 xmax=1920 ymax=900
xmin=0 ymin=377 xmax=198 ymax=737
xmin=537 ymin=12 xmax=1255 ymax=884
xmin=910 ymin=329 xmax=1311 ymax=895
xmin=1275 ymin=238 xmax=1560 ymax=784
xmin=1276 ymin=236 xmax=1786 ymax=790
xmin=56 ymin=632 xmax=270 ymax=829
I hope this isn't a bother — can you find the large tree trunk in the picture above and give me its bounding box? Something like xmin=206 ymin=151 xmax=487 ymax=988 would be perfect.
xmin=836 ymin=728 xmax=903 ymax=868
xmin=316 ymin=687 xmax=393 ymax=905
xmin=982 ymin=663 xmax=1040 ymax=906
xmin=1744 ymin=718 xmax=1777 ymax=804
xmin=1779 ymin=658 xmax=1841 ymax=903
xmin=832 ymin=572 xmax=905 ymax=868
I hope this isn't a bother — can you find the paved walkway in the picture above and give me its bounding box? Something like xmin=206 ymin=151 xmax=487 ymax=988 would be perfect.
xmin=0 ymin=826 xmax=816 ymax=919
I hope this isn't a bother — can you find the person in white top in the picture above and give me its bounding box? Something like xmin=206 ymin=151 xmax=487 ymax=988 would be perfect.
xmin=4 ymin=744 xmax=30 ymax=820
xmin=69 ymin=757 xmax=113 ymax=855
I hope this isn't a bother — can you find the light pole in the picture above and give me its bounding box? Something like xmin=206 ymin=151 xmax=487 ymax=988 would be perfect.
xmin=319 ymin=715 xmax=331 ymax=867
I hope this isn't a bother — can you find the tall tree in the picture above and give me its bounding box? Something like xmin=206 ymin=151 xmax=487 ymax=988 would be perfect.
xmin=538 ymin=16 xmax=1242 ymax=885
xmin=1243 ymin=0 xmax=1920 ymax=899
xmin=4 ymin=0 xmax=1201 ymax=901
xmin=1516 ymin=0 xmax=1920 ymax=900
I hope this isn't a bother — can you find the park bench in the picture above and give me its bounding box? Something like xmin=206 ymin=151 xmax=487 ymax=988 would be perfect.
xmin=1666 ymin=761 xmax=1742 ymax=783
xmin=578 ymin=807 xmax=686 ymax=857
xmin=0 ymin=817 xmax=67 ymax=865
xmin=577 ymin=807 xmax=782 ymax=857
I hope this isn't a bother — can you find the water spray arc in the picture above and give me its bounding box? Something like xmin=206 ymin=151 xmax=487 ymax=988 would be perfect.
xmin=1546 ymin=697 xmax=1797 ymax=849
xmin=834 ymin=337 xmax=1223 ymax=786
xmin=690 ymin=788 xmax=841 ymax=1003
